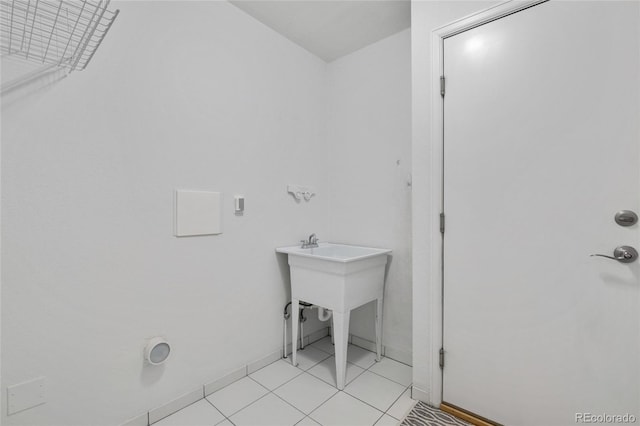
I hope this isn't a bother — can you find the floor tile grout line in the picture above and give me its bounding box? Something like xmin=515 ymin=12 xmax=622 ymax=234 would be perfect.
xmin=349 ymin=363 xmax=368 ymax=384
xmin=207 ymin=377 xmax=272 ymax=420
xmin=247 ymin=369 xmax=334 ymax=421
xmin=273 ymin=371 xmax=342 ymax=416
xmin=311 ymin=338 xmax=413 ymax=369
xmin=248 ymin=363 xmax=305 ymax=393
xmin=202 ymin=397 xmax=232 ymax=425
xmin=225 ymin=390 xmax=274 ymax=420
xmin=204 ymin=359 xmax=276 ymax=418
xmin=367 ymin=353 xmax=413 ymax=369
xmin=291 ymin=349 xmax=332 ymax=372
xmin=152 ymin=396 xmax=217 ymax=426
xmin=249 ymin=355 xmax=289 ymax=375
xmin=342 ymin=372 xmax=409 ymax=416
xmin=294 ymin=417 xmax=315 ymax=426
xmin=306 ymin=389 xmax=387 ymax=426
xmin=306 ymin=361 xmax=366 ymax=389
xmin=383 ymin=385 xmax=413 ymax=421
xmin=248 ymin=352 xmax=344 ymax=402
xmin=342 ymin=386 xmax=401 ymax=416
xmin=291 ymin=355 xmax=329 ymax=373
xmin=372 ymin=411 xmax=386 ymax=426
xmin=214 ymin=413 xmax=234 ymax=426
xmin=363 ymin=356 xmax=413 ymax=386
xmin=368 ymin=370 xmax=412 ymax=388
xmin=363 ymin=367 xmax=412 ymax=389
xmin=205 ymin=376 xmax=400 ymax=426
xmin=202 ymin=342 xmax=410 ymax=426
xmin=301 ymin=370 xmax=335 ymax=389
xmin=308 ymin=340 xmax=394 ymax=376
xmin=308 ymin=340 xmax=334 ymax=355
xmin=247 ymin=374 xmax=275 ymax=392
xmin=305 ymin=391 xmax=333 ymax=421
xmin=273 ymin=373 xmax=340 ymax=419
xmin=269 ymin=368 xmax=304 ymax=392
xmin=269 ymin=385 xmax=322 ymax=419
xmin=224 ymin=382 xmax=317 ymax=425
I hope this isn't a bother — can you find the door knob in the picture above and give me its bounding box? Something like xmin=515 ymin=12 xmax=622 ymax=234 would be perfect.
xmin=590 ymin=246 xmax=638 ymax=263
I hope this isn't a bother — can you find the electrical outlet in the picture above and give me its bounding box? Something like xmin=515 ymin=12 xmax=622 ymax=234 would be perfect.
xmin=7 ymin=377 xmax=46 ymax=415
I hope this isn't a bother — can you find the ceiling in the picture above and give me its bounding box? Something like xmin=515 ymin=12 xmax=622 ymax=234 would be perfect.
xmin=229 ymin=1 xmax=411 ymax=62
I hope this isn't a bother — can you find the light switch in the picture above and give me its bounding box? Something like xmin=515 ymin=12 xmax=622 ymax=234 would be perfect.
xmin=175 ymin=190 xmax=222 ymax=237
xmin=235 ymin=195 xmax=244 ymax=215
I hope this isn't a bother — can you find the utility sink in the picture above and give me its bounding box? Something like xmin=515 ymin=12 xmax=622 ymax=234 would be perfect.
xmin=276 ymin=243 xmax=391 ymax=390
xmin=277 ymin=243 xmax=391 ymax=263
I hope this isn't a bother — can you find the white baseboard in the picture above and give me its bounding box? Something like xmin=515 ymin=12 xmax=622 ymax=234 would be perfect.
xmin=121 ymin=327 xmax=332 ymax=426
xmin=121 ymin=413 xmax=148 ymax=426
xmin=148 ymin=387 xmax=203 ymax=425
xmin=350 ymin=335 xmax=376 ymax=353
xmin=121 ymin=326 xmax=413 ymax=425
xmin=349 ymin=334 xmax=412 ymax=366
xmin=411 ymin=385 xmax=430 ymax=403
xmin=307 ymin=327 xmax=330 ymax=345
xmin=204 ymin=366 xmax=247 ymax=397
xmin=247 ymin=349 xmax=282 ymax=374
xmin=383 ymin=346 xmax=412 ymax=366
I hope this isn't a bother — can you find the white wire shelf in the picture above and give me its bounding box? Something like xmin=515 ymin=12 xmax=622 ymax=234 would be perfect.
xmin=0 ymin=0 xmax=119 ymax=72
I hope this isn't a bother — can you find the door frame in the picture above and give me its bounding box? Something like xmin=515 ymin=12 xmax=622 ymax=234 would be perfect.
xmin=426 ymin=0 xmax=548 ymax=407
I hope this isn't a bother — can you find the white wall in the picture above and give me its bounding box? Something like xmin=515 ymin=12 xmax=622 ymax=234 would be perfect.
xmin=1 ymin=2 xmax=329 ymax=425
xmin=410 ymin=0 xmax=498 ymax=401
xmin=325 ymin=29 xmax=412 ymax=361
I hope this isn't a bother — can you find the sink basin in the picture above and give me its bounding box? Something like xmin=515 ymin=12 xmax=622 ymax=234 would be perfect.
xmin=276 ymin=243 xmax=391 ymax=263
xmin=276 ymin=243 xmax=391 ymax=311
xmin=276 ymin=242 xmax=391 ymax=390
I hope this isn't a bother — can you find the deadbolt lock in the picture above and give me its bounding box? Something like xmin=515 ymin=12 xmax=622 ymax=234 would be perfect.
xmin=615 ymin=210 xmax=638 ymax=227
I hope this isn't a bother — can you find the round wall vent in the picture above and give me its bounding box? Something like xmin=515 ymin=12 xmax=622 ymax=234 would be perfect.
xmin=145 ymin=337 xmax=171 ymax=365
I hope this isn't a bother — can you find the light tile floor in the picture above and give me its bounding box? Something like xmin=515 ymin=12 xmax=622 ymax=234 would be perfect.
xmin=154 ymin=337 xmax=415 ymax=426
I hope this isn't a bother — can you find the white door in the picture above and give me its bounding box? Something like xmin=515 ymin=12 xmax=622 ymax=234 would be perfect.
xmin=442 ymin=2 xmax=639 ymax=425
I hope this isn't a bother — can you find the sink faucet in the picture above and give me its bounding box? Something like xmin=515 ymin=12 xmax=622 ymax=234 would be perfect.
xmin=300 ymin=233 xmax=319 ymax=248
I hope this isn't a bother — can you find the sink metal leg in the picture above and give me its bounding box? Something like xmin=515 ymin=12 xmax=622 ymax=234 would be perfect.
xmin=291 ymin=299 xmax=299 ymax=367
xmin=375 ymin=298 xmax=383 ymax=362
xmin=283 ymin=317 xmax=287 ymax=359
xmin=333 ymin=310 xmax=350 ymax=390
xmin=300 ymin=311 xmax=305 ymax=350
xmin=330 ymin=320 xmax=335 ymax=345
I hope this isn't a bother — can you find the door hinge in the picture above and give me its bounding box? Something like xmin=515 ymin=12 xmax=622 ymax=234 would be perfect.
xmin=440 ymin=212 xmax=445 ymax=234
xmin=440 ymin=76 xmax=445 ymax=97
xmin=439 ymin=347 xmax=445 ymax=369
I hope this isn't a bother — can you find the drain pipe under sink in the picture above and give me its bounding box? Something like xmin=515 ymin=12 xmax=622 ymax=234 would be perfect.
xmin=282 ymin=302 xmax=332 ymax=359
xmin=317 ymin=306 xmax=332 ymax=322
